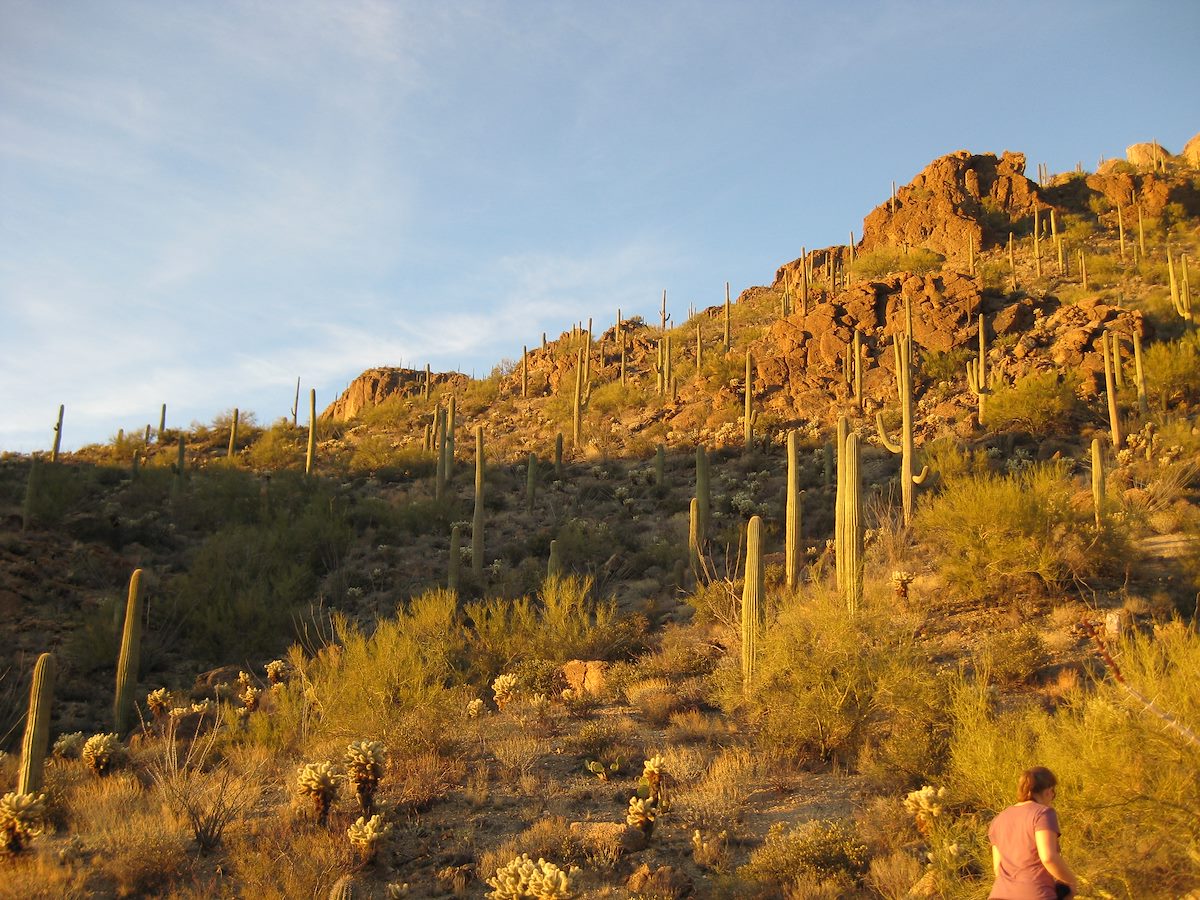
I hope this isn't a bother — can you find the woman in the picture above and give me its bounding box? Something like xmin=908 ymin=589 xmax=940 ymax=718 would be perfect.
xmin=987 ymin=766 xmax=1079 ymax=900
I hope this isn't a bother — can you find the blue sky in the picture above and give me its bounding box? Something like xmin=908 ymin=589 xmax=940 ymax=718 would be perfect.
xmin=2 ymin=0 xmax=1197 ymax=452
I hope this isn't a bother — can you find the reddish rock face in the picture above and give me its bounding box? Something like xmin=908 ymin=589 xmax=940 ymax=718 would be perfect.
xmin=323 ymin=367 xmax=469 ymax=421
xmin=858 ymin=150 xmax=1039 ymax=259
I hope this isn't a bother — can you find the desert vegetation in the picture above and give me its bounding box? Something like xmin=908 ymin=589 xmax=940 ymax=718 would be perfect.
xmin=1 ymin=144 xmax=1199 ymax=898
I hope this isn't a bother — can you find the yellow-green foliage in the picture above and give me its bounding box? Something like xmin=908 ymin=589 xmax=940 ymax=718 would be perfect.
xmin=465 ymin=576 xmax=635 ymax=683
xmin=946 ymin=625 xmax=1200 ymax=895
xmin=1144 ymin=334 xmax=1200 ymax=406
xmin=246 ymin=419 xmax=306 ymax=470
xmin=740 ymin=819 xmax=869 ymax=885
xmin=985 ymin=370 xmax=1083 ymax=434
xmin=287 ymin=591 xmax=465 ymax=752
xmin=917 ymin=464 xmax=1130 ymax=607
xmin=850 ymin=247 xmax=944 ymax=279
xmin=722 ymin=586 xmax=948 ymax=779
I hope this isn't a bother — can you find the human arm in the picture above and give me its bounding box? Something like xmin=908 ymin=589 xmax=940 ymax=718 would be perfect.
xmin=1035 ymin=828 xmax=1078 ymax=894
xmin=991 ymin=844 xmax=1001 ymax=877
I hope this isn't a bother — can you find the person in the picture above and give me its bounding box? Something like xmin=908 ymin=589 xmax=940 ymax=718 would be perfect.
xmin=987 ymin=766 xmax=1079 ymax=900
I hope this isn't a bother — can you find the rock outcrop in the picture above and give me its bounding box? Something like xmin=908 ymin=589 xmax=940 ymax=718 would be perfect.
xmin=323 ymin=367 xmax=470 ymax=422
xmin=1183 ymin=132 xmax=1200 ymax=167
xmin=1126 ymin=141 xmax=1170 ymax=168
xmin=859 ymin=151 xmax=1039 ymax=259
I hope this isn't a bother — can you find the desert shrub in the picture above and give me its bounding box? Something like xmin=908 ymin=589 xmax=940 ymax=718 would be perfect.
xmin=245 ymin=420 xmax=305 ymax=470
xmin=920 ymin=347 xmax=973 ymax=383
xmin=464 ymin=576 xmax=637 ymax=683
xmin=740 ymin=819 xmax=869 ymax=886
xmin=170 ymin=491 xmax=351 ymax=660
xmin=915 ymin=463 xmax=1131 ymax=607
xmin=946 ymin=626 xmax=1200 ymax=894
xmin=675 ymin=747 xmax=756 ymax=829
xmin=978 ymin=624 xmax=1047 ymax=685
xmin=985 ymin=370 xmax=1083 ymax=435
xmin=850 ymin=248 xmax=944 ymax=279
xmin=720 ymin=587 xmax=949 ymax=778
xmin=287 ymin=591 xmax=466 ymax=751
xmin=1143 ymin=334 xmax=1200 ymax=407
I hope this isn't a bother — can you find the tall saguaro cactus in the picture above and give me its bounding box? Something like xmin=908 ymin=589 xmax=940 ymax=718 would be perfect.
xmin=471 ymin=426 xmax=485 ymax=579
xmin=785 ymin=431 xmax=802 ymax=590
xmin=695 ymin=445 xmax=710 ymax=545
xmin=51 ymin=405 xmax=64 ymax=462
xmin=1101 ymin=331 xmax=1124 ymax=449
xmin=966 ymin=313 xmax=989 ymax=426
xmin=444 ymin=396 xmax=457 ymax=482
xmin=18 ymin=652 xmax=55 ymax=794
xmin=688 ymin=497 xmax=702 ymax=584
xmin=743 ymin=351 xmax=757 ymax=450
xmin=1091 ymin=438 xmax=1105 ymax=528
xmin=741 ymin=515 xmax=764 ymax=697
xmin=227 ymin=408 xmax=239 ymax=458
xmin=114 ymin=568 xmax=144 ymax=735
xmin=305 ymin=389 xmax=317 ymax=475
xmin=876 ymin=334 xmax=929 ymax=526
xmin=572 ymin=346 xmax=587 ymax=448
xmin=838 ymin=431 xmax=864 ymax=616
xmin=448 ymin=525 xmax=461 ymax=593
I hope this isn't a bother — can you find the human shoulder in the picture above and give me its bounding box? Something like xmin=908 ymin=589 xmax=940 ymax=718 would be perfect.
xmin=1030 ymin=802 xmax=1060 ymax=833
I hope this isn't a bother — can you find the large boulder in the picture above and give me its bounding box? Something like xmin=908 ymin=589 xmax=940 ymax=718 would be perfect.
xmin=1182 ymin=132 xmax=1200 ymax=168
xmin=1126 ymin=141 xmax=1170 ymax=168
xmin=859 ymin=150 xmax=1040 ymax=260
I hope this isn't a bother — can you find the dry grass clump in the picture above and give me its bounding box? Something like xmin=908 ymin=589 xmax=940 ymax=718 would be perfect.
xmin=675 ymin=746 xmax=756 ymax=829
xmin=390 ymin=751 xmax=466 ymax=811
xmin=666 ymin=709 xmax=734 ymax=745
xmin=225 ymin=815 xmax=355 ymax=900
xmin=491 ymin=734 xmax=549 ymax=781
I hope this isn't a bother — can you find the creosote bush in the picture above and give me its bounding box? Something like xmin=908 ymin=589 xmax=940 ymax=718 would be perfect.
xmin=916 ymin=463 xmax=1132 ymax=607
xmin=740 ymin=818 xmax=869 ymax=886
xmin=984 ymin=370 xmax=1083 ymax=435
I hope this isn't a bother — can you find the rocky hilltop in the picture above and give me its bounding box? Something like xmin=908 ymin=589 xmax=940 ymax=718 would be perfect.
xmin=323 ymin=135 xmax=1196 ymax=457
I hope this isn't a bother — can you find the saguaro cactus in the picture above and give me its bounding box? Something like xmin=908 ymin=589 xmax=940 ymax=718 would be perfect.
xmin=547 ymin=539 xmax=562 ymax=579
xmin=1101 ymin=331 xmax=1124 ymax=449
xmin=743 ymin=351 xmax=757 ymax=451
xmin=966 ymin=313 xmax=989 ymax=426
xmin=741 ymin=515 xmax=764 ymax=697
xmin=305 ymin=389 xmax=317 ymax=475
xmin=876 ymin=334 xmax=929 ymax=526
xmin=18 ymin=652 xmax=55 ymax=794
xmin=51 ymin=405 xmax=64 ymax=462
xmin=448 ymin=524 xmax=461 ymax=593
xmin=1091 ymin=438 xmax=1105 ymax=528
xmin=444 ymin=395 xmax=456 ymax=482
xmin=554 ymin=432 xmax=563 ymax=478
xmin=526 ymin=452 xmax=537 ymax=513
xmin=157 ymin=404 xmax=166 ymax=441
xmin=572 ymin=346 xmax=586 ymax=448
xmin=695 ymin=445 xmax=710 ymax=544
xmin=1132 ymin=330 xmax=1149 ymax=414
xmin=471 ymin=426 xmax=485 ymax=579
xmin=724 ymin=283 xmax=731 ymax=352
xmin=434 ymin=405 xmax=448 ymax=500
xmin=114 ymin=569 xmax=144 ymax=735
xmin=785 ymin=430 xmax=802 ymax=590
xmin=227 ymin=408 xmax=239 ymax=458
xmin=838 ymin=431 xmax=864 ymax=616
xmin=689 ymin=497 xmax=702 ymax=584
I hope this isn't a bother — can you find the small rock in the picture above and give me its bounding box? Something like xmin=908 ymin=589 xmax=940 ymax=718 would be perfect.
xmin=626 ymin=863 xmax=694 ymax=899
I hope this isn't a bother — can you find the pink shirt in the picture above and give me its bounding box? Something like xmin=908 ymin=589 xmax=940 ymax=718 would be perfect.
xmin=987 ymin=802 xmax=1060 ymax=900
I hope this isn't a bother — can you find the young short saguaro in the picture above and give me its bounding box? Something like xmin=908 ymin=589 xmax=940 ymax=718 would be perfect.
xmin=17 ymin=652 xmax=55 ymax=794
xmin=114 ymin=569 xmax=144 ymax=735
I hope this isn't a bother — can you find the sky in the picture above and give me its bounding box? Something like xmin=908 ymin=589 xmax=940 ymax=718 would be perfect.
xmin=2 ymin=0 xmax=1198 ymax=452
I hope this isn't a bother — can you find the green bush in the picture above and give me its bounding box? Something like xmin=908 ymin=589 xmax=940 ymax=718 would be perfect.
xmin=1144 ymin=334 xmax=1200 ymax=407
xmin=740 ymin=819 xmax=869 ymax=885
xmin=915 ymin=464 xmax=1129 ymax=607
xmin=246 ymin=419 xmax=305 ymax=471
xmin=464 ymin=576 xmax=639 ymax=683
xmin=978 ymin=625 xmax=1047 ymax=685
xmin=921 ymin=347 xmax=973 ymax=384
xmin=946 ymin=625 xmax=1200 ymax=894
xmin=851 ymin=248 xmax=945 ymax=280
xmin=721 ymin=586 xmax=949 ymax=779
xmin=984 ymin=370 xmax=1083 ymax=435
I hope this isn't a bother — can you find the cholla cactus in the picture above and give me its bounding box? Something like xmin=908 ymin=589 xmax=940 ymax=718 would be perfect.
xmin=237 ymin=670 xmax=254 ymax=689
xmin=52 ymin=732 xmax=85 ymax=760
xmin=146 ymin=688 xmax=171 ymax=718
xmin=626 ymin=796 xmax=657 ymax=835
xmin=81 ymin=733 xmax=122 ymax=776
xmin=0 ymin=792 xmax=47 ymax=853
xmin=467 ymin=698 xmax=486 ymax=719
xmin=240 ymin=685 xmax=261 ymax=712
xmin=345 ymin=740 xmax=388 ymax=814
xmin=296 ymin=761 xmax=343 ymax=825
xmin=639 ymin=754 xmax=669 ymax=811
xmin=385 ymin=883 xmax=410 ymax=898
xmin=486 ymin=853 xmax=577 ymax=899
xmin=904 ymin=784 xmax=946 ymax=836
xmin=264 ymin=659 xmax=288 ymax=684
xmin=560 ymin=688 xmax=575 ymax=702
xmin=347 ymin=814 xmax=392 ymax=863
xmin=190 ymin=699 xmax=213 ymax=715
xmin=492 ymin=673 xmax=518 ymax=709
xmin=890 ymin=570 xmax=915 ymax=603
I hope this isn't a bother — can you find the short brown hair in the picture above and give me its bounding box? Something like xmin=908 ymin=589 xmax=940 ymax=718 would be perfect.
xmin=1016 ymin=766 xmax=1057 ymax=802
